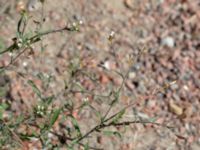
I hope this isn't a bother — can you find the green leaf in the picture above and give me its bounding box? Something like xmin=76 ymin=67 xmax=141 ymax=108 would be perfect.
xmin=110 ymin=91 xmax=120 ymax=106
xmin=15 ymin=115 xmax=24 ymax=126
xmin=74 ymin=82 xmax=85 ymax=91
xmin=44 ymin=96 xmax=54 ymax=105
xmin=49 ymin=109 xmax=61 ymax=128
xmin=103 ymin=130 xmax=122 ymax=139
xmin=19 ymin=131 xmax=39 ymax=140
xmin=0 ymin=103 xmax=8 ymax=119
xmin=68 ymin=139 xmax=78 ymax=150
xmin=113 ymin=131 xmax=122 ymax=138
xmin=27 ymin=80 xmax=42 ymax=99
xmin=84 ymin=143 xmax=89 ymax=150
xmin=17 ymin=17 xmax=23 ymax=35
xmin=111 ymin=108 xmax=125 ymax=124
xmin=70 ymin=116 xmax=82 ymax=137
xmin=17 ymin=10 xmax=28 ymax=35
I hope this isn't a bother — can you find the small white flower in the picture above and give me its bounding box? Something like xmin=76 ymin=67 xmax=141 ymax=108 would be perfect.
xmin=23 ymin=61 xmax=28 ymax=67
xmin=103 ymin=61 xmax=110 ymax=70
xmin=79 ymin=20 xmax=83 ymax=25
xmin=83 ymin=97 xmax=89 ymax=102
xmin=37 ymin=105 xmax=41 ymax=109
xmin=40 ymin=105 xmax=44 ymax=110
xmin=44 ymin=73 xmax=49 ymax=78
xmin=72 ymin=22 xmax=77 ymax=27
xmin=18 ymin=38 xmax=23 ymax=43
xmin=110 ymin=31 xmax=115 ymax=37
xmin=8 ymin=52 xmax=13 ymax=57
xmin=17 ymin=42 xmax=22 ymax=48
xmin=108 ymin=31 xmax=115 ymax=41
xmin=27 ymin=40 xmax=31 ymax=44
xmin=40 ymin=111 xmax=44 ymax=116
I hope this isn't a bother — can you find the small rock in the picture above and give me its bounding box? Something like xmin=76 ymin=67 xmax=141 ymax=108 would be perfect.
xmin=99 ymin=73 xmax=110 ymax=84
xmin=161 ymin=36 xmax=175 ymax=48
xmin=183 ymin=85 xmax=189 ymax=91
xmin=138 ymin=81 xmax=147 ymax=94
xmin=169 ymin=101 xmax=183 ymax=116
xmin=170 ymin=82 xmax=179 ymax=90
xmin=128 ymin=72 xmax=136 ymax=79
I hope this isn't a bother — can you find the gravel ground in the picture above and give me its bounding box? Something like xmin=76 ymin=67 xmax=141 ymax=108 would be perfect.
xmin=0 ymin=0 xmax=200 ymax=149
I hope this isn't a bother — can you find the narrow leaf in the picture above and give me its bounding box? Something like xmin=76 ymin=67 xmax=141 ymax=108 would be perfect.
xmin=0 ymin=103 xmax=8 ymax=119
xmin=49 ymin=109 xmax=61 ymax=128
xmin=84 ymin=143 xmax=89 ymax=150
xmin=44 ymin=96 xmax=54 ymax=105
xmin=111 ymin=108 xmax=125 ymax=123
xmin=110 ymin=91 xmax=120 ymax=106
xmin=103 ymin=131 xmax=122 ymax=139
xmin=70 ymin=116 xmax=82 ymax=137
xmin=27 ymin=80 xmax=42 ymax=99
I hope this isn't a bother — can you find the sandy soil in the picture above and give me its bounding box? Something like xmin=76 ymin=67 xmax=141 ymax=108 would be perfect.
xmin=0 ymin=0 xmax=199 ymax=149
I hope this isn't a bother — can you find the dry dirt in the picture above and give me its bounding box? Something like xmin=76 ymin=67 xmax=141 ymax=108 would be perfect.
xmin=0 ymin=0 xmax=200 ymax=149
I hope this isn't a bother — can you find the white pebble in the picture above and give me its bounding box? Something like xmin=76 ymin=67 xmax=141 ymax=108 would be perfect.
xmin=162 ymin=36 xmax=175 ymax=48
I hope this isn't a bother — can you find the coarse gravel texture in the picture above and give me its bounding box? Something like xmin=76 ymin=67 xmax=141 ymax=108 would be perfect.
xmin=0 ymin=0 xmax=200 ymax=149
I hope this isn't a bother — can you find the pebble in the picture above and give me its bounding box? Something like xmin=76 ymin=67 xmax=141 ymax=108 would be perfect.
xmin=161 ymin=36 xmax=175 ymax=48
xmin=172 ymin=93 xmax=180 ymax=101
xmin=128 ymin=71 xmax=136 ymax=79
xmin=170 ymin=83 xmax=179 ymax=90
xmin=132 ymin=62 xmax=142 ymax=71
xmin=138 ymin=81 xmax=147 ymax=94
